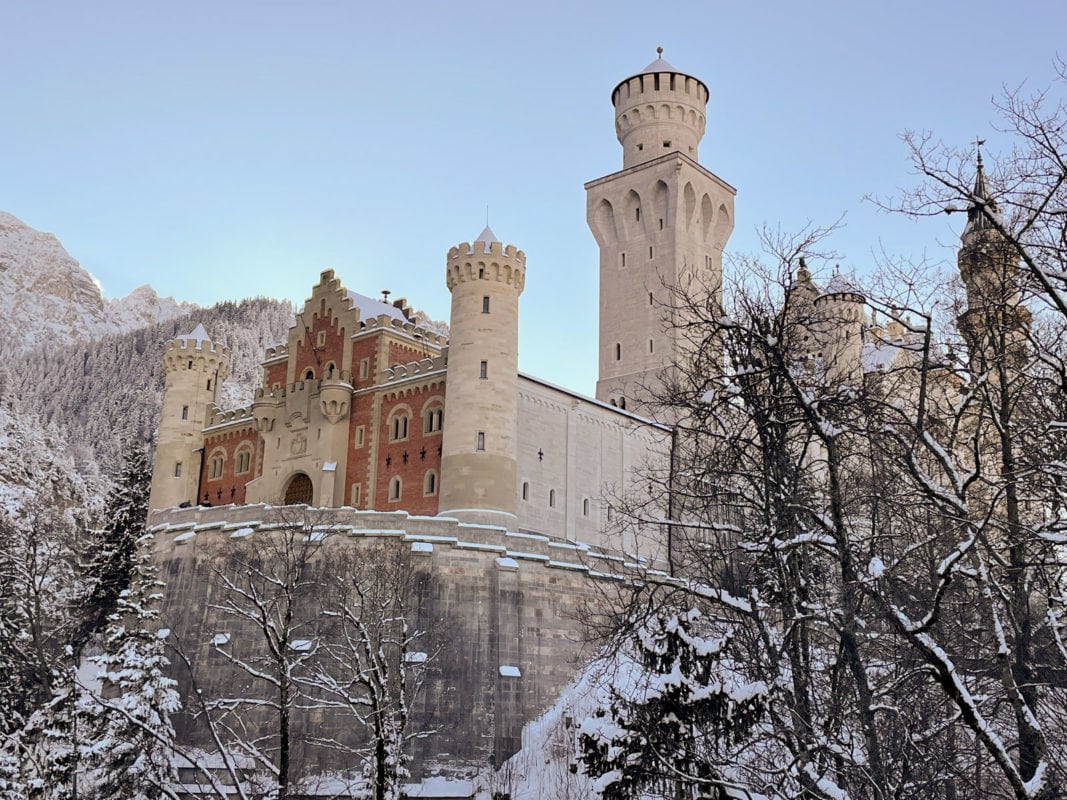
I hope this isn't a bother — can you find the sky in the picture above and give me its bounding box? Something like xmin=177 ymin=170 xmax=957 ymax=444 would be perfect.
xmin=2 ymin=0 xmax=1064 ymax=395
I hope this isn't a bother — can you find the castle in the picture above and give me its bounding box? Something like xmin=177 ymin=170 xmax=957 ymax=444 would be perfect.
xmin=147 ymin=49 xmax=739 ymax=551
xmin=146 ymin=52 xmax=1019 ymax=793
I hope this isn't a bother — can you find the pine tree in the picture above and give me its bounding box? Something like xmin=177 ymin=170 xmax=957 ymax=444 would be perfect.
xmin=81 ymin=534 xmax=179 ymax=800
xmin=77 ymin=443 xmax=152 ymax=651
xmin=578 ymin=608 xmax=767 ymax=800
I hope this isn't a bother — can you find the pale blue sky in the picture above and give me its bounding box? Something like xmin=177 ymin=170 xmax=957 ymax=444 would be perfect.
xmin=2 ymin=1 xmax=1063 ymax=394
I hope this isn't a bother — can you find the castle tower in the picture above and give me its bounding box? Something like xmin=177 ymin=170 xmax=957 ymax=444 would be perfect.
xmin=814 ymin=270 xmax=866 ymax=384
xmin=149 ymin=324 xmax=230 ymax=511
xmin=438 ymin=227 xmax=526 ymax=526
xmin=586 ymin=50 xmax=736 ymax=414
xmin=956 ymin=151 xmax=1030 ymax=372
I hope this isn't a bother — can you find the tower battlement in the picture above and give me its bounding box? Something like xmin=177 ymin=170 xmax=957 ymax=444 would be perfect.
xmin=446 ymin=241 xmax=526 ymax=292
xmin=611 ymin=51 xmax=709 ymax=169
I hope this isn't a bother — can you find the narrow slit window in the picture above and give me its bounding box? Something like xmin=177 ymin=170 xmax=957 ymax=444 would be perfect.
xmin=583 ymin=498 xmax=590 ymax=517
xmin=635 ymin=207 xmax=641 ymax=221
xmin=649 ymin=246 xmax=654 ymax=259
xmin=181 ymin=405 xmax=189 ymax=420
xmin=482 ymin=296 xmax=490 ymax=313
xmin=522 ymin=482 xmax=529 ymax=501
xmin=174 ymin=462 xmax=182 ymax=478
xmin=549 ymin=489 xmax=556 ymax=508
xmin=476 ymin=431 xmax=485 ymax=451
xmin=659 ymin=218 xmax=664 ymax=230
xmin=615 ymin=343 xmax=621 ymax=361
xmin=479 ymin=360 xmax=488 ymax=379
xmin=649 ymin=339 xmax=654 ymax=353
xmin=648 ymin=292 xmax=654 ymax=306
xmin=621 ymin=252 xmax=626 ymax=267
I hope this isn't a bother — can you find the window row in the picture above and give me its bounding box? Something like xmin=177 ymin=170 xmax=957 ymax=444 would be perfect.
xmin=205 ymin=447 xmax=254 ymax=480
xmin=519 ymin=482 xmax=594 ymax=516
xmin=385 ymin=401 xmax=445 ymax=443
xmin=386 ymin=471 xmax=438 ymax=502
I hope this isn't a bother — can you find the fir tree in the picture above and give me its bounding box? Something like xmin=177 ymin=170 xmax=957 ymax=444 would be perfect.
xmin=578 ymin=608 xmax=767 ymax=800
xmin=77 ymin=443 xmax=152 ymax=651
xmin=81 ymin=534 xmax=179 ymax=800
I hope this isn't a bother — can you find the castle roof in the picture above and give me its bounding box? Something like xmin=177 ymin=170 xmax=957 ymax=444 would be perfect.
xmin=641 ymin=54 xmax=677 ymax=73
xmin=817 ymin=270 xmax=864 ymax=300
xmin=475 ymin=224 xmax=499 ymax=244
xmin=176 ymin=323 xmax=212 ymax=345
xmin=345 ymin=290 xmax=407 ymax=325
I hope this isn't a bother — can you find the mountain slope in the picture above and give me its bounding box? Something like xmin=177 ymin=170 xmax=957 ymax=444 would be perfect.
xmin=0 ymin=211 xmax=191 ymax=351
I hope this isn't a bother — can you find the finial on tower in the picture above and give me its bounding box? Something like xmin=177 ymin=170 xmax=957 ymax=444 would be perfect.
xmin=657 ymin=46 xmax=663 ymax=57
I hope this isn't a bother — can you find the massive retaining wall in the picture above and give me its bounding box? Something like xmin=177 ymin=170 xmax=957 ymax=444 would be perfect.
xmin=149 ymin=504 xmax=659 ymax=787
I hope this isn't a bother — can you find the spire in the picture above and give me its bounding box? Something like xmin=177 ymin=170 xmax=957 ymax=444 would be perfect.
xmin=475 ymin=224 xmax=499 ymax=244
xmin=177 ymin=323 xmax=211 ymax=345
xmin=964 ymin=140 xmax=998 ymax=237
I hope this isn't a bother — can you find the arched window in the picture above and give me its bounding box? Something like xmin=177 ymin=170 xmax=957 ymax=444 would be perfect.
xmin=235 ymin=447 xmax=253 ymax=475
xmin=304 ymin=368 xmax=315 ymax=381
xmin=423 ymin=404 xmax=443 ymax=434
xmin=389 ymin=410 xmax=410 ymax=441
xmin=424 ymin=470 xmax=437 ymax=496
xmin=389 ymin=476 xmax=402 ymax=502
xmin=323 ymin=361 xmax=337 ymax=379
xmin=207 ymin=449 xmax=226 ymax=480
xmin=283 ymin=473 xmax=313 ymax=505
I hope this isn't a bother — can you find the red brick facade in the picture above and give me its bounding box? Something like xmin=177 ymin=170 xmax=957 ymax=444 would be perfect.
xmin=199 ymin=425 xmax=260 ymax=506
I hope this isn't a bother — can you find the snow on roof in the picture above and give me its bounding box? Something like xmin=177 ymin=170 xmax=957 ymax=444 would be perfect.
xmin=861 ymin=332 xmax=925 ymax=373
xmin=819 ymin=272 xmax=863 ymax=299
xmin=175 ymin=323 xmax=212 ymax=345
xmin=346 ymin=290 xmax=407 ymax=325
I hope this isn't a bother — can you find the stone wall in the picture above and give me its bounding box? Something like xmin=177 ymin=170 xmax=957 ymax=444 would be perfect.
xmin=150 ymin=504 xmax=658 ymax=785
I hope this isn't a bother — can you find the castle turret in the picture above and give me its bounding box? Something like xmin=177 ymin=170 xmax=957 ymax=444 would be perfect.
xmin=438 ymin=227 xmax=525 ymax=526
xmin=587 ymin=51 xmax=735 ymax=414
xmin=149 ymin=324 xmax=230 ymax=511
xmin=814 ymin=269 xmax=866 ymax=384
xmin=613 ymin=47 xmax=709 ymax=170
xmin=956 ymin=151 xmax=1030 ymax=372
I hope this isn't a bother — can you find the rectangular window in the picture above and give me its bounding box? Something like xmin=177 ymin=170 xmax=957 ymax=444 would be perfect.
xmin=479 ymin=360 xmax=488 ymax=379
xmin=649 ymin=246 xmax=653 ymax=259
xmin=659 ymin=218 xmax=664 ymax=230
xmin=482 ymin=296 xmax=490 ymax=313
xmin=355 ymin=426 xmax=365 ymax=448
xmin=206 ymin=379 xmax=212 ymax=390
xmin=181 ymin=405 xmax=189 ymax=420
xmin=359 ymin=358 xmax=369 ymax=379
xmin=620 ymin=252 xmax=626 ymax=267
xmin=174 ymin=462 xmax=182 ymax=478
xmin=350 ymin=483 xmax=361 ymax=507
xmin=476 ymin=431 xmax=485 ymax=451
xmin=635 ymin=207 xmax=640 ymax=221
xmin=316 ymin=330 xmax=326 ymax=347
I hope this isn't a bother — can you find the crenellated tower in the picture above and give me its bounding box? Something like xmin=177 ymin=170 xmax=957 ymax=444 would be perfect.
xmin=438 ymin=226 xmax=526 ymax=526
xmin=586 ymin=49 xmax=736 ymax=414
xmin=957 ymin=151 xmax=1030 ymax=374
xmin=149 ymin=324 xmax=230 ymax=511
xmin=814 ymin=270 xmax=866 ymax=384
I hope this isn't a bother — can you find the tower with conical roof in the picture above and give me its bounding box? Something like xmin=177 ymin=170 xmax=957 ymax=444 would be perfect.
xmin=149 ymin=324 xmax=230 ymax=511
xmin=586 ymin=49 xmax=736 ymax=413
xmin=957 ymin=150 xmax=1030 ymax=373
xmin=438 ymin=226 xmax=526 ymax=525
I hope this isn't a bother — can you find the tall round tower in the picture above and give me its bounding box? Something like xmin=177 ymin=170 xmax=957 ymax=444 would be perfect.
xmin=149 ymin=324 xmax=230 ymax=512
xmin=613 ymin=47 xmax=709 ymax=169
xmin=814 ymin=272 xmax=866 ymax=384
xmin=438 ymin=227 xmax=526 ymax=526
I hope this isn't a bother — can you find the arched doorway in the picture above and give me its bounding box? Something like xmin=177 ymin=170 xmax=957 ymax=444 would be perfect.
xmin=283 ymin=473 xmax=314 ymax=506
